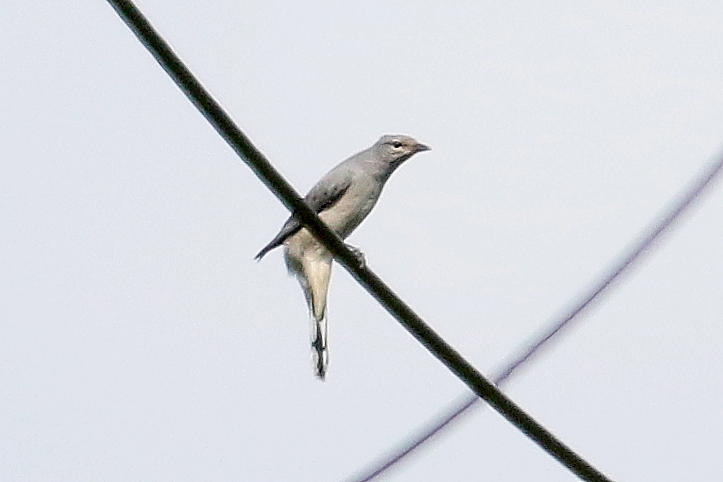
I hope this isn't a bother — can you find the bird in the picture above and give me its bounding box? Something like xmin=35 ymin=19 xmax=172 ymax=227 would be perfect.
xmin=255 ymin=134 xmax=430 ymax=380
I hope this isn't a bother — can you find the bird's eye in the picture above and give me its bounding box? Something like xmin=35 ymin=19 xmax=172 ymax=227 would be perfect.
xmin=391 ymin=141 xmax=403 ymax=148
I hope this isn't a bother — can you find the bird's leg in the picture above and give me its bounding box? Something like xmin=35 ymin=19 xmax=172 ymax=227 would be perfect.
xmin=344 ymin=244 xmax=366 ymax=268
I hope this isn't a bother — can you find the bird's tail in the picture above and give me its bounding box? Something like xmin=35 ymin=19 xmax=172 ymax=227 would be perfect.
xmin=290 ymin=254 xmax=332 ymax=380
xmin=305 ymin=258 xmax=331 ymax=380
xmin=310 ymin=310 xmax=329 ymax=380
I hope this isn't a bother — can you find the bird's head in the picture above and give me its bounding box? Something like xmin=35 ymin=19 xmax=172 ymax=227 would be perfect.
xmin=374 ymin=134 xmax=430 ymax=169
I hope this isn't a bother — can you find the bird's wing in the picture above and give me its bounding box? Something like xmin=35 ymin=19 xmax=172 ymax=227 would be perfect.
xmin=255 ymin=173 xmax=353 ymax=259
xmin=304 ymin=172 xmax=353 ymax=213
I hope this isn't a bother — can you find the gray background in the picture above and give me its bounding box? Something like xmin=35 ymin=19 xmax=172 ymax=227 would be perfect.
xmin=2 ymin=1 xmax=723 ymax=481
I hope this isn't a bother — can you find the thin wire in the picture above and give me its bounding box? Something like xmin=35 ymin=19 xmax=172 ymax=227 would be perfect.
xmin=349 ymin=150 xmax=723 ymax=482
xmin=106 ymin=1 xmax=615 ymax=480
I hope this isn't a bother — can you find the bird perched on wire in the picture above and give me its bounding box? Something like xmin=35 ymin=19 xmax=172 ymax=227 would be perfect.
xmin=255 ymin=134 xmax=430 ymax=380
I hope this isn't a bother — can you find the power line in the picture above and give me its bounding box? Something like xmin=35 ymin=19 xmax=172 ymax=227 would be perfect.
xmin=349 ymin=150 xmax=723 ymax=481
xmin=106 ymin=1 xmax=615 ymax=480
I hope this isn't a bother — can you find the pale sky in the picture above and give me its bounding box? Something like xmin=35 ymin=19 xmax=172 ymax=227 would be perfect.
xmin=2 ymin=2 xmax=723 ymax=481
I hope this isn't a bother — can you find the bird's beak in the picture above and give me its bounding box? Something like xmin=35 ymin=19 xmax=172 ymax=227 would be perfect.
xmin=414 ymin=143 xmax=431 ymax=153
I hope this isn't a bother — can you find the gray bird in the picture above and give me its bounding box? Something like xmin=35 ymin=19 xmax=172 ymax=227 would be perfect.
xmin=255 ymin=134 xmax=430 ymax=379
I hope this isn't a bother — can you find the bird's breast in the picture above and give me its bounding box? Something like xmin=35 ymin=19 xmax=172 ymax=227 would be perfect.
xmin=319 ymin=183 xmax=381 ymax=239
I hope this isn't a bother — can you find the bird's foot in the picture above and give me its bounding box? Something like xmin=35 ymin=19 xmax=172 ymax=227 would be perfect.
xmin=345 ymin=244 xmax=366 ymax=268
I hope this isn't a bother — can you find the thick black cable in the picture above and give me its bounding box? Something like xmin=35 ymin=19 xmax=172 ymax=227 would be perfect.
xmin=106 ymin=2 xmax=615 ymax=480
xmin=350 ymin=151 xmax=723 ymax=481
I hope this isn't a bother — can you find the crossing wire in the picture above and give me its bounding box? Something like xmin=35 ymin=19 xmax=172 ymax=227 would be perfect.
xmin=349 ymin=150 xmax=723 ymax=481
xmin=106 ymin=1 xmax=616 ymax=481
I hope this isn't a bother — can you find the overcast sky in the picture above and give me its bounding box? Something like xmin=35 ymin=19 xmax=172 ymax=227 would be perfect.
xmin=2 ymin=1 xmax=723 ymax=481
